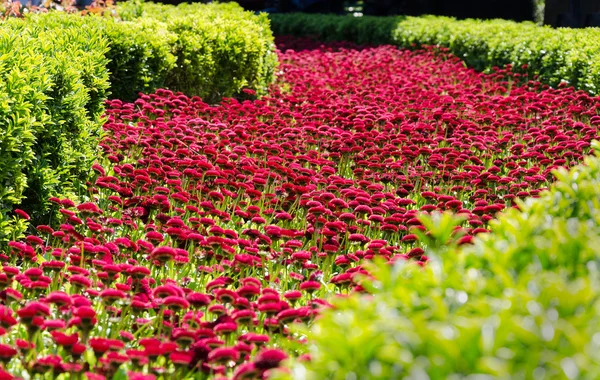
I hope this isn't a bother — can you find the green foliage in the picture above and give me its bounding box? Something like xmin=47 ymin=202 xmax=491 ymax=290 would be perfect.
xmin=270 ymin=13 xmax=600 ymax=94
xmin=289 ymin=143 xmax=600 ymax=379
xmin=119 ymin=1 xmax=278 ymax=103
xmin=0 ymin=29 xmax=51 ymax=242
xmin=0 ymin=14 xmax=110 ymax=242
xmin=18 ymin=12 xmax=176 ymax=102
xmin=270 ymin=13 xmax=401 ymax=46
xmin=101 ymin=17 xmax=177 ymax=102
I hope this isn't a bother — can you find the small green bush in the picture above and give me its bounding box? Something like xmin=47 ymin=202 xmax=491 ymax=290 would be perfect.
xmin=286 ymin=142 xmax=600 ymax=379
xmin=270 ymin=13 xmax=600 ymax=94
xmin=19 ymin=12 xmax=177 ymax=103
xmin=102 ymin=17 xmax=177 ymax=102
xmin=120 ymin=1 xmax=278 ymax=103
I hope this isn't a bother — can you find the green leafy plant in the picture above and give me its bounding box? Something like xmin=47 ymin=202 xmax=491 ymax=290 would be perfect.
xmin=119 ymin=1 xmax=278 ymax=103
xmin=0 ymin=16 xmax=109 ymax=242
xmin=286 ymin=141 xmax=600 ymax=379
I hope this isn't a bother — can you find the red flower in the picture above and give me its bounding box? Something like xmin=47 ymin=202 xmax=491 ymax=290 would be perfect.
xmin=169 ymin=351 xmax=193 ymax=366
xmin=253 ymin=348 xmax=288 ymax=370
xmin=73 ymin=306 xmax=97 ymax=327
xmin=0 ymin=344 xmax=17 ymax=363
xmin=14 ymin=209 xmax=30 ymax=220
xmin=233 ymin=362 xmax=259 ymax=380
xmin=161 ymin=296 xmax=190 ymax=311
xmin=150 ymin=246 xmax=176 ymax=263
xmin=299 ymin=281 xmax=321 ymax=293
xmin=208 ymin=347 xmax=239 ymax=364
xmin=51 ymin=331 xmax=79 ymax=348
xmin=186 ymin=292 xmax=212 ymax=308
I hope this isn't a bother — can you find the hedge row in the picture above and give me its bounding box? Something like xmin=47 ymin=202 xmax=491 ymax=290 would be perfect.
xmin=118 ymin=1 xmax=278 ymax=102
xmin=269 ymin=13 xmax=600 ymax=94
xmin=0 ymin=4 xmax=277 ymax=243
xmin=284 ymin=142 xmax=600 ymax=379
xmin=0 ymin=14 xmax=110 ymax=243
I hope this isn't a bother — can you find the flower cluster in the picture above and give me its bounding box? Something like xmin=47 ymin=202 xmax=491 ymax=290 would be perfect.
xmin=3 ymin=38 xmax=599 ymax=379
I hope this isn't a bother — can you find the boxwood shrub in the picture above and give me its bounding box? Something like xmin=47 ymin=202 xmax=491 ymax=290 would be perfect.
xmin=119 ymin=1 xmax=278 ymax=103
xmin=0 ymin=15 xmax=110 ymax=243
xmin=270 ymin=13 xmax=600 ymax=94
xmin=280 ymin=142 xmax=600 ymax=379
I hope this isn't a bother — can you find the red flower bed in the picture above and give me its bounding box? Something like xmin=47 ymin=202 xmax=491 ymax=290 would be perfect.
xmin=3 ymin=38 xmax=600 ymax=378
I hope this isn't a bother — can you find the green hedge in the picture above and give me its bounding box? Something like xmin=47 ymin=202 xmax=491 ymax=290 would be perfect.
xmin=270 ymin=13 xmax=600 ymax=94
xmin=119 ymin=2 xmax=278 ymax=102
xmin=0 ymin=15 xmax=110 ymax=243
xmin=0 ymin=4 xmax=277 ymax=243
xmin=280 ymin=142 xmax=600 ymax=379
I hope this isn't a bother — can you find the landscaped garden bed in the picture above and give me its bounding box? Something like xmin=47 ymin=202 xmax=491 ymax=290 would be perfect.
xmin=271 ymin=13 xmax=600 ymax=94
xmin=0 ymin=2 xmax=276 ymax=246
xmin=0 ymin=4 xmax=599 ymax=379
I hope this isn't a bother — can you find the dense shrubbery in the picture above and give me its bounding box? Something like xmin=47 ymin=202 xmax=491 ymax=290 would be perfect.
xmin=270 ymin=13 xmax=600 ymax=94
xmin=119 ymin=1 xmax=278 ymax=103
xmin=285 ymin=143 xmax=600 ymax=379
xmin=0 ymin=3 xmax=277 ymax=243
xmin=0 ymin=15 xmax=110 ymax=243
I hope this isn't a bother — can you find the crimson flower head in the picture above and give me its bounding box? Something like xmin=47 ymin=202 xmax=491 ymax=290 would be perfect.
xmin=233 ymin=362 xmax=259 ymax=380
xmin=15 ymin=339 xmax=34 ymax=354
xmin=208 ymin=347 xmax=240 ymax=364
xmin=100 ymin=289 xmax=127 ymax=305
xmin=128 ymin=266 xmax=151 ymax=280
xmin=51 ymin=331 xmax=79 ymax=348
xmin=186 ymin=292 xmax=212 ymax=308
xmin=0 ymin=343 xmax=17 ymax=363
xmin=17 ymin=302 xmax=50 ymax=320
xmin=44 ymin=319 xmax=66 ymax=331
xmin=101 ymin=351 xmax=129 ymax=367
xmin=215 ymin=288 xmax=237 ymax=304
xmin=89 ymin=338 xmax=114 ymax=357
xmin=127 ymin=372 xmax=156 ymax=380
xmin=161 ymin=296 xmax=190 ymax=311
xmin=73 ymin=306 xmax=97 ymax=328
xmin=14 ymin=209 xmax=30 ymax=220
xmin=169 ymin=351 xmax=193 ymax=366
xmin=69 ymin=275 xmax=92 ymax=289
xmin=253 ymin=348 xmax=288 ymax=370
xmin=240 ymin=333 xmax=269 ymax=346
xmin=77 ymin=202 xmax=102 ymax=215
xmin=299 ymin=281 xmax=321 ymax=293
xmin=150 ymin=246 xmax=176 ymax=264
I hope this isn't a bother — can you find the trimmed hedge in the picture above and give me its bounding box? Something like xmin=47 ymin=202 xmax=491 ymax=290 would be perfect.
xmin=270 ymin=13 xmax=400 ymax=46
xmin=0 ymin=4 xmax=277 ymax=242
xmin=119 ymin=2 xmax=278 ymax=103
xmin=280 ymin=142 xmax=600 ymax=379
xmin=0 ymin=15 xmax=110 ymax=243
xmin=270 ymin=13 xmax=600 ymax=94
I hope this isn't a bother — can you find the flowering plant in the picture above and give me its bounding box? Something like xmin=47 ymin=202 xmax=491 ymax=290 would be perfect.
xmin=1 ymin=37 xmax=599 ymax=378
